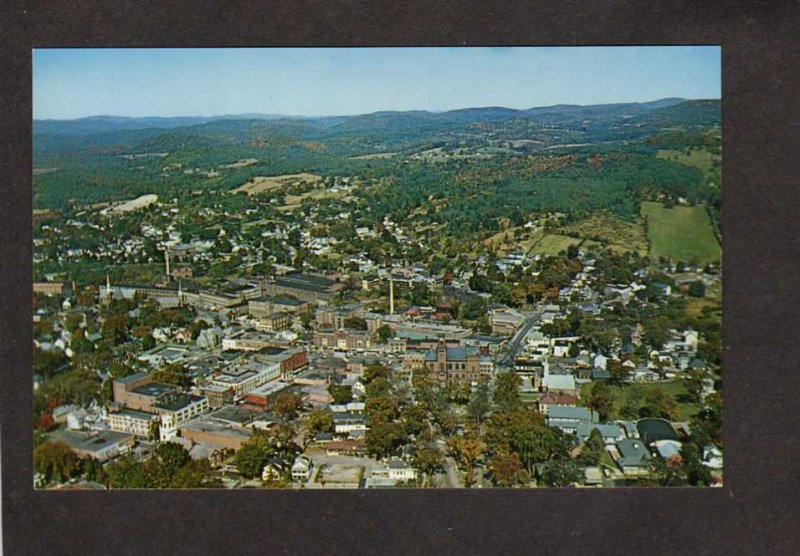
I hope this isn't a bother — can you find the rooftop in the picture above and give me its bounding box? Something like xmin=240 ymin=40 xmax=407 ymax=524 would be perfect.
xmin=153 ymin=393 xmax=206 ymax=412
xmin=49 ymin=430 xmax=133 ymax=454
xmin=548 ymin=406 xmax=596 ymax=421
xmin=112 ymin=409 xmax=158 ymax=421
xmin=130 ymin=382 xmax=177 ymax=398
xmin=274 ymin=273 xmax=338 ymax=293
xmin=637 ymin=418 xmax=679 ymax=444
xmin=114 ymin=372 xmax=148 ymax=385
xmin=251 ymin=295 xmax=307 ymax=306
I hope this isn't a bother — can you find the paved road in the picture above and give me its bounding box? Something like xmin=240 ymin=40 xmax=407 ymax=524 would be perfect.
xmin=497 ymin=313 xmax=541 ymax=369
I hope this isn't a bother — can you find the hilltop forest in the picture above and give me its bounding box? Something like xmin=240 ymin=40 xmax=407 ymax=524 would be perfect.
xmin=34 ymin=98 xmax=721 ymax=246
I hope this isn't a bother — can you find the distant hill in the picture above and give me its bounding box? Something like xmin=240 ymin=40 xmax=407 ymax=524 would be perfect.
xmin=33 ymin=114 xmax=290 ymax=136
xmin=32 ymin=98 xmax=720 ymax=210
xmin=34 ymin=98 xmax=706 ymax=136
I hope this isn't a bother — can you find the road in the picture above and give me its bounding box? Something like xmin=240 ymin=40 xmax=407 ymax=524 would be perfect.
xmin=443 ymin=456 xmax=460 ymax=488
xmin=497 ymin=312 xmax=541 ymax=369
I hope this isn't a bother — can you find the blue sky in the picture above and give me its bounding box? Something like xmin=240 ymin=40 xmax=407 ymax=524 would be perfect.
xmin=33 ymin=46 xmax=720 ymax=119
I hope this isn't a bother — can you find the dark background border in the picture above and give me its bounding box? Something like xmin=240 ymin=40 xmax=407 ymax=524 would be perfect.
xmin=2 ymin=1 xmax=799 ymax=554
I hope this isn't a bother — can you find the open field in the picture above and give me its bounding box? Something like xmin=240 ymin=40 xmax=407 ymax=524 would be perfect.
xmin=560 ymin=214 xmax=649 ymax=254
xmin=529 ymin=234 xmax=582 ymax=256
xmin=656 ymin=148 xmax=718 ymax=175
xmin=231 ymin=173 xmax=322 ymax=195
xmin=219 ymin=158 xmax=259 ymax=169
xmin=641 ymin=201 xmax=720 ymax=264
xmin=280 ymin=189 xmax=349 ymax=210
xmin=580 ymin=380 xmax=700 ymax=422
xmin=104 ymin=194 xmax=158 ymax=215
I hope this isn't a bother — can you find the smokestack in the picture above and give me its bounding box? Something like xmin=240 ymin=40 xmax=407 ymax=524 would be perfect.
xmin=389 ymin=276 xmax=395 ymax=315
xmin=164 ymin=248 xmax=171 ymax=282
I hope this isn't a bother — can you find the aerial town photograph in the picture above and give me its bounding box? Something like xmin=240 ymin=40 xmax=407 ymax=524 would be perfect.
xmin=31 ymin=46 xmax=722 ymax=490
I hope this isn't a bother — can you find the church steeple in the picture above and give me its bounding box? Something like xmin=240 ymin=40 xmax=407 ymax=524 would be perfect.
xmin=104 ymin=273 xmax=112 ymax=304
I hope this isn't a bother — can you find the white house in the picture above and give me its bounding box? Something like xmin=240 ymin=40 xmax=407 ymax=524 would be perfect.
xmin=593 ymin=354 xmax=608 ymax=370
xmin=292 ymin=456 xmax=313 ymax=481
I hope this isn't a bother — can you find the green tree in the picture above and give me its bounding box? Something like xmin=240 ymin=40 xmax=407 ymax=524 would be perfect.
xmin=328 ymin=383 xmax=353 ymax=404
xmin=376 ymin=324 xmax=394 ymax=343
xmin=104 ymin=455 xmax=152 ymax=489
xmin=685 ymin=368 xmax=709 ymax=404
xmin=448 ymin=430 xmax=485 ymax=488
xmin=577 ymin=428 xmax=605 ymax=466
xmin=34 ymin=441 xmax=80 ymax=483
xmin=152 ymin=442 xmax=191 ymax=480
xmin=273 ymin=391 xmax=303 ymax=421
xmin=412 ymin=437 xmax=445 ymax=487
xmin=467 ymin=377 xmax=491 ymax=424
xmin=586 ymin=381 xmax=615 ymax=421
xmin=365 ymin=421 xmax=406 ymax=459
xmin=642 ymin=387 xmax=677 ymax=420
xmin=235 ymin=432 xmax=273 ymax=479
xmin=399 ymin=403 xmax=427 ymax=438
xmin=538 ymin=460 xmax=583 ymax=487
xmin=70 ymin=336 xmax=94 ymax=355
xmin=343 ymin=316 xmax=368 ymax=330
xmin=687 ymin=280 xmax=706 ymax=298
xmin=171 ymin=460 xmax=222 ymax=488
xmin=305 ymin=408 xmax=334 ymax=436
xmin=101 ymin=314 xmax=130 ymax=345
xmin=363 ymin=362 xmax=391 ymax=385
xmin=141 ymin=333 xmax=156 ymax=351
xmin=459 ymin=295 xmax=487 ymax=321
xmin=492 ymin=371 xmax=522 ymax=413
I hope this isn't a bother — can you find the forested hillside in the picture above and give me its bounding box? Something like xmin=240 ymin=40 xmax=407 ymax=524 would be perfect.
xmin=33 ymin=98 xmax=721 ymax=236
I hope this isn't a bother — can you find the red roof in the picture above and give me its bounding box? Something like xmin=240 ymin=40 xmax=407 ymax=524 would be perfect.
xmin=538 ymin=392 xmax=579 ymax=406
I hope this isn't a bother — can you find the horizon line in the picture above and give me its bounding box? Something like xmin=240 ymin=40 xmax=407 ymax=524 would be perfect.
xmin=33 ymin=96 xmax=721 ymax=122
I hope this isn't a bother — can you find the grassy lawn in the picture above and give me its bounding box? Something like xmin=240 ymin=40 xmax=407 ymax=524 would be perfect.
xmin=641 ymin=201 xmax=720 ymax=264
xmin=580 ymin=379 xmax=700 ymax=422
xmin=656 ymin=148 xmax=718 ymax=176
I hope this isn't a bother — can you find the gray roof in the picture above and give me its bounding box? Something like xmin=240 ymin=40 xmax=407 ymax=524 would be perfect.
xmin=423 ymin=346 xmax=477 ymax=362
xmin=49 ymin=430 xmax=133 ymax=454
xmin=153 ymin=393 xmax=206 ymax=412
xmin=548 ymin=406 xmax=596 ymax=421
xmin=637 ymin=418 xmax=679 ymax=444
xmin=130 ymin=382 xmax=176 ymax=398
xmin=252 ymin=295 xmax=307 ymax=306
xmin=616 ymin=438 xmax=651 ymax=468
xmin=576 ymin=422 xmax=623 ymax=440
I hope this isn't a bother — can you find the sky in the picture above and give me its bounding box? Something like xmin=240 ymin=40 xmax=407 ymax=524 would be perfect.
xmin=33 ymin=46 xmax=720 ymax=120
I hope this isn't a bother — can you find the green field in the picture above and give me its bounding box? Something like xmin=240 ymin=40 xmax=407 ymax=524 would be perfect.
xmin=580 ymin=380 xmax=700 ymax=422
xmin=528 ymin=234 xmax=582 ymax=256
xmin=656 ymin=148 xmax=718 ymax=176
xmin=559 ymin=213 xmax=649 ymax=255
xmin=641 ymin=201 xmax=720 ymax=264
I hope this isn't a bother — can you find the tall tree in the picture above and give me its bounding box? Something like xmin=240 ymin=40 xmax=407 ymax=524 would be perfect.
xmin=34 ymin=441 xmax=80 ymax=483
xmin=467 ymin=377 xmax=491 ymax=424
xmin=586 ymin=381 xmax=615 ymax=421
xmin=448 ymin=430 xmax=486 ymax=488
xmin=490 ymin=449 xmax=525 ymax=487
xmin=492 ymin=371 xmax=522 ymax=414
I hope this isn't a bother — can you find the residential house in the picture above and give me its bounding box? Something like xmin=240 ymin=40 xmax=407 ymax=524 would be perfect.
xmin=291 ymin=456 xmax=314 ymax=481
